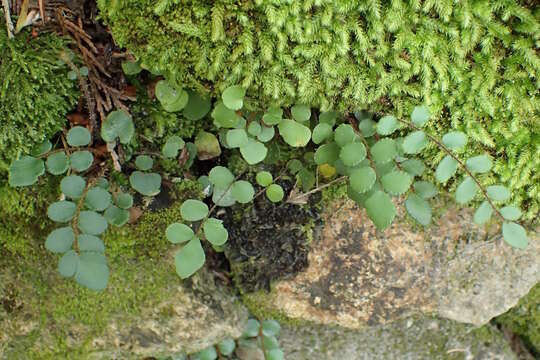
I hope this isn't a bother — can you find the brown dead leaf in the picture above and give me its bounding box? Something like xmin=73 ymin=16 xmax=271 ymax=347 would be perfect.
xmin=122 ymin=85 xmax=137 ymax=98
xmin=129 ymin=207 xmax=144 ymax=224
xmin=67 ymin=112 xmax=89 ymax=126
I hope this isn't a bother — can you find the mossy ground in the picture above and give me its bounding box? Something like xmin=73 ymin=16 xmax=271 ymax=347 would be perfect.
xmin=0 ymin=180 xmax=203 ymax=358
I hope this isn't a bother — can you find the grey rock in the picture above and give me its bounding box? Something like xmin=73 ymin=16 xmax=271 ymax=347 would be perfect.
xmin=280 ymin=316 xmax=517 ymax=360
xmin=244 ymin=199 xmax=539 ymax=328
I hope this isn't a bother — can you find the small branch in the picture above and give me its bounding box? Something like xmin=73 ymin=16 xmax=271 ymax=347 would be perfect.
xmin=2 ymin=0 xmax=14 ymax=39
xmin=394 ymin=117 xmax=504 ymax=220
xmin=287 ymin=176 xmax=347 ymax=203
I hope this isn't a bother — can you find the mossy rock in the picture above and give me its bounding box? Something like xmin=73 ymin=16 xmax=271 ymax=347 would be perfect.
xmin=0 ymin=181 xmax=247 ymax=359
xmin=495 ymin=283 xmax=540 ymax=357
xmin=0 ymin=29 xmax=79 ymax=172
xmin=280 ymin=316 xmax=517 ymax=359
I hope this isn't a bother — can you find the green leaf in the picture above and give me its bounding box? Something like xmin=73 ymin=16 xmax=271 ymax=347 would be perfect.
xmin=487 ymin=185 xmax=510 ymax=202
xmin=500 ymin=206 xmax=522 ymax=221
xmin=435 ymin=155 xmax=458 ymax=182
xmin=67 ymin=70 xmax=77 ymax=80
xmin=70 ymin=151 xmax=94 ymax=172
xmin=67 ymin=126 xmax=91 ymax=147
xmin=162 ymin=89 xmax=189 ymax=112
xmin=31 ymin=140 xmax=52 ymax=156
xmin=455 ymin=176 xmax=478 ymax=204
xmin=240 ymin=138 xmax=268 ymax=165
xmin=287 ymin=159 xmax=303 ymax=174
xmin=257 ymin=125 xmax=275 ymax=142
xmin=61 ymin=175 xmax=86 ymax=198
xmin=370 ymin=139 xmax=397 ymax=164
xmin=212 ymin=101 xmax=240 ymax=128
xmin=243 ymin=319 xmax=260 ymax=337
xmin=115 ymin=192 xmax=133 ymax=209
xmin=129 ymin=171 xmax=161 ymax=196
xmin=413 ymin=181 xmax=438 ymax=199
xmin=203 ymin=218 xmax=228 ymax=246
xmin=365 ymin=191 xmax=396 ymax=230
xmin=78 ymin=211 xmax=108 ymax=235
xmin=226 ymin=129 xmax=249 ymax=148
xmin=175 ymin=238 xmax=205 ymax=278
xmin=181 ymin=199 xmax=209 ymax=221
xmin=103 ymin=205 xmax=129 ymax=226
xmin=47 ymin=201 xmax=76 ymax=222
xmin=197 ymin=346 xmax=218 ymax=360
xmin=79 ymin=67 xmax=89 ymax=76
xmin=9 ymin=156 xmax=45 ymax=186
xmin=78 ymin=234 xmax=105 ymax=252
xmin=402 ymin=159 xmax=425 ymax=176
xmin=402 ymin=131 xmax=428 ymax=154
xmin=134 ymin=155 xmax=153 ymax=171
xmin=247 ymin=122 xmax=262 ymax=136
xmin=376 ymin=115 xmax=398 ymax=135
xmin=263 ymin=335 xmax=280 ymax=350
xmin=101 ymin=110 xmax=134 ymax=144
xmin=195 ymin=131 xmax=222 ymax=160
xmin=311 ymin=123 xmax=332 ymax=145
xmin=466 ymin=155 xmax=492 ymax=174
xmin=278 ymin=119 xmax=311 ymax=147
xmin=349 ymin=167 xmax=376 ymax=194
xmin=155 ymin=80 xmax=181 ymax=104
xmin=359 ymin=119 xmax=376 ymax=137
xmin=96 ymin=178 xmax=109 ymax=189
xmin=473 ymin=201 xmax=493 ymax=225
xmin=291 ymin=104 xmax=311 ymax=122
xmin=262 ymin=106 xmax=283 ymax=125
xmin=262 ymin=320 xmax=281 ymax=337
xmin=319 ymin=111 xmax=338 ymax=126
xmin=58 ymin=250 xmax=79 ymax=277
xmin=405 ymin=193 xmax=432 ymax=225
xmin=121 ymin=60 xmax=141 ymax=75
xmin=162 ymin=136 xmax=185 ymax=158
xmin=217 ymin=339 xmax=236 ymax=356
xmin=75 ymin=252 xmax=109 ymax=290
xmin=381 ymin=170 xmax=412 ymax=196
xmin=339 ymin=142 xmax=366 ymax=167
xmin=256 ymin=171 xmax=273 ymax=186
xmin=298 ymin=167 xmax=315 ymax=191
xmin=442 ymin=131 xmax=467 ymax=151
xmin=166 ymin=223 xmax=194 ymax=244
xmin=183 ymin=90 xmax=211 ymax=120
xmin=411 ymin=105 xmax=430 ymax=127
xmin=334 ymin=124 xmax=356 ymax=146
xmin=209 ymin=166 xmax=234 ymax=188
xmin=45 ymin=227 xmax=74 ymax=253
xmin=46 ymin=152 xmax=69 ymax=175
xmin=231 ymin=180 xmax=254 ymax=204
xmin=502 ymin=222 xmax=528 ymax=249
xmin=314 ymin=142 xmax=340 ymax=165
xmin=85 ymin=187 xmax=112 ymax=211
xmin=212 ymin=186 xmax=236 ymax=207
xmin=265 ymin=349 xmax=284 ymax=360
xmin=266 ymin=184 xmax=284 ymax=203
xmin=222 ymin=85 xmax=245 ymax=110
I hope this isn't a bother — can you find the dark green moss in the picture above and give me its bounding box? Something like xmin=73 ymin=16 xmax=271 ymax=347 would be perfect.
xmin=495 ymin=283 xmax=540 ymax=356
xmin=0 ymin=29 xmax=79 ymax=171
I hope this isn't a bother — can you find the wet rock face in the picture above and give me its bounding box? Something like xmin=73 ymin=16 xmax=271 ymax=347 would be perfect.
xmin=248 ymin=199 xmax=539 ymax=328
xmin=224 ymin=181 xmax=322 ymax=292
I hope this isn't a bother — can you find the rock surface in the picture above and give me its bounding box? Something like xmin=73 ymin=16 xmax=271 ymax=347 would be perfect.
xmin=245 ymin=199 xmax=539 ymax=328
xmin=280 ymin=316 xmax=517 ymax=360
